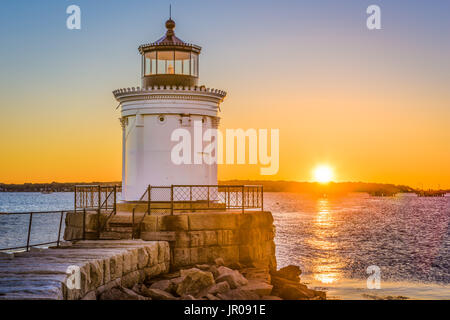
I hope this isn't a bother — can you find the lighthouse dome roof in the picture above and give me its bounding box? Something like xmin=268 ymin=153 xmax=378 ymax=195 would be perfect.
xmin=138 ymin=19 xmax=201 ymax=54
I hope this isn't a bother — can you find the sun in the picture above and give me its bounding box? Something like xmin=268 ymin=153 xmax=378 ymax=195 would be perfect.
xmin=313 ymin=165 xmax=334 ymax=184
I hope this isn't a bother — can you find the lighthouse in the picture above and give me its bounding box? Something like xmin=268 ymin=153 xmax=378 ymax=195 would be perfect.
xmin=113 ymin=18 xmax=227 ymax=201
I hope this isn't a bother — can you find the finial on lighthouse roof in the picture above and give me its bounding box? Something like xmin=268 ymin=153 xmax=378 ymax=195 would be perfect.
xmin=166 ymin=5 xmax=175 ymax=38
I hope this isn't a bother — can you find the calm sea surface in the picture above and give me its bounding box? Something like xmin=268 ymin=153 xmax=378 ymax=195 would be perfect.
xmin=0 ymin=192 xmax=449 ymax=299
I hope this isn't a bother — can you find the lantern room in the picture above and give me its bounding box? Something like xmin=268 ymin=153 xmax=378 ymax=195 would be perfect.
xmin=139 ymin=19 xmax=201 ymax=87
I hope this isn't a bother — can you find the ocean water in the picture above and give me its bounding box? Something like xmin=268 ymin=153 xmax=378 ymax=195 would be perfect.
xmin=0 ymin=193 xmax=73 ymax=250
xmin=0 ymin=192 xmax=449 ymax=299
xmin=265 ymin=192 xmax=450 ymax=300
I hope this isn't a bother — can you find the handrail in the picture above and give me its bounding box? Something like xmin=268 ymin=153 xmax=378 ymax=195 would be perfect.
xmin=131 ymin=187 xmax=151 ymax=239
xmin=97 ymin=186 xmax=119 ymax=235
xmin=74 ymin=185 xmax=121 ymax=238
xmin=0 ymin=209 xmax=87 ymax=252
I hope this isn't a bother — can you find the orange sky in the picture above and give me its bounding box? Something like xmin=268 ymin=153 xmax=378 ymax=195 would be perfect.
xmin=1 ymin=1 xmax=449 ymax=188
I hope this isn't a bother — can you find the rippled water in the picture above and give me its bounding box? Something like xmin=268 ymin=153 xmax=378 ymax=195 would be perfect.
xmin=265 ymin=192 xmax=450 ymax=299
xmin=1 ymin=192 xmax=449 ymax=299
xmin=0 ymin=193 xmax=73 ymax=250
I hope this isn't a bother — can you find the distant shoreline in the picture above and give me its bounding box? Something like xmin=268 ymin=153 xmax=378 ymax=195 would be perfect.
xmin=0 ymin=181 xmax=448 ymax=196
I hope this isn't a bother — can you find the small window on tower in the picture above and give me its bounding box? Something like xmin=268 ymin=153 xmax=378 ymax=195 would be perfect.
xmin=157 ymin=115 xmax=166 ymax=124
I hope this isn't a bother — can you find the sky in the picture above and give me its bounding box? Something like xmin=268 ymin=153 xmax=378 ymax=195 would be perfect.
xmin=0 ymin=0 xmax=449 ymax=188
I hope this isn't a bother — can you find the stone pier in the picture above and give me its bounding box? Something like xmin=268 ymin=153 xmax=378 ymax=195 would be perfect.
xmin=64 ymin=210 xmax=277 ymax=272
xmin=0 ymin=240 xmax=170 ymax=300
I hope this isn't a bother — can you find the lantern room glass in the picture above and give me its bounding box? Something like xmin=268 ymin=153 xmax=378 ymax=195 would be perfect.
xmin=143 ymin=50 xmax=199 ymax=77
xmin=144 ymin=52 xmax=157 ymax=76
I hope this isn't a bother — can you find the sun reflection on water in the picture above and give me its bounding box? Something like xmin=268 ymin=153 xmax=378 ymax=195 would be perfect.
xmin=310 ymin=198 xmax=344 ymax=284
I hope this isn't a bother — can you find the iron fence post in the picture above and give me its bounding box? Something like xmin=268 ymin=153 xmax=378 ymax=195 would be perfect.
xmin=207 ymin=186 xmax=210 ymax=208
xmin=83 ymin=209 xmax=86 ymax=240
xmin=26 ymin=213 xmax=33 ymax=252
xmin=57 ymin=211 xmax=64 ymax=247
xmin=74 ymin=185 xmax=77 ymax=212
xmin=114 ymin=185 xmax=117 ymax=215
xmin=190 ymin=186 xmax=193 ymax=211
xmin=132 ymin=208 xmax=135 ymax=239
xmin=148 ymin=186 xmax=151 ymax=216
xmin=171 ymin=185 xmax=174 ymax=215
xmin=242 ymin=186 xmax=245 ymax=213
xmin=98 ymin=185 xmax=101 ymax=211
xmin=261 ymin=186 xmax=264 ymax=211
xmin=97 ymin=209 xmax=101 ymax=239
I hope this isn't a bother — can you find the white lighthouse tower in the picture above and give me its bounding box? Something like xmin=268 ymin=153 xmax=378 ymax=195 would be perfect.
xmin=113 ymin=18 xmax=226 ymax=201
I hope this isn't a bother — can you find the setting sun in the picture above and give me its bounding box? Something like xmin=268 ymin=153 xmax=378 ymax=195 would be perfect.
xmin=313 ymin=165 xmax=334 ymax=183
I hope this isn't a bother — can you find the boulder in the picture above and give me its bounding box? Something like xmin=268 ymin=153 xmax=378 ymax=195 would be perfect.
xmin=215 ymin=266 xmax=248 ymax=289
xmin=272 ymin=265 xmax=301 ymax=282
xmin=141 ymin=287 xmax=177 ymax=300
xmin=241 ymin=268 xmax=271 ymax=284
xmin=195 ymin=264 xmax=211 ymax=271
xmin=271 ymin=275 xmax=302 ymax=296
xmin=176 ymin=268 xmax=215 ymax=297
xmin=279 ymin=284 xmax=315 ymax=300
xmin=99 ymin=287 xmax=148 ymax=300
xmin=217 ymin=289 xmax=259 ymax=300
xmin=170 ymin=276 xmax=184 ymax=291
xmin=180 ymin=295 xmax=196 ymax=300
xmin=261 ymin=295 xmax=283 ymax=300
xmin=240 ymin=280 xmax=273 ymax=297
xmin=131 ymin=284 xmax=144 ymax=295
xmin=207 ymin=294 xmax=221 ymax=300
xmin=150 ymin=279 xmax=173 ymax=292
xmin=207 ymin=281 xmax=231 ymax=295
xmin=214 ymin=257 xmax=225 ymax=266
xmin=82 ymin=291 xmax=97 ymax=300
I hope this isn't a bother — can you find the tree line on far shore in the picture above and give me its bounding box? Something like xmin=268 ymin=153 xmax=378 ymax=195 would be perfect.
xmin=0 ymin=181 xmax=448 ymax=196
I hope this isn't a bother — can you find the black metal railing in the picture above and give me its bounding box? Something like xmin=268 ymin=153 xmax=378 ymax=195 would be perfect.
xmin=148 ymin=185 xmax=264 ymax=214
xmin=0 ymin=209 xmax=86 ymax=252
xmin=74 ymin=185 xmax=121 ymax=236
xmin=74 ymin=185 xmax=120 ymax=212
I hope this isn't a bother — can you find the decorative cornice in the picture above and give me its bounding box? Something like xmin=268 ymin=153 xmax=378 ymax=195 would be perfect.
xmin=119 ymin=117 xmax=128 ymax=129
xmin=113 ymin=86 xmax=227 ymax=104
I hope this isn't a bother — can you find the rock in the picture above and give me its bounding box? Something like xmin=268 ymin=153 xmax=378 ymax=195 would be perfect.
xmin=228 ymin=262 xmax=243 ymax=270
xmin=195 ymin=264 xmax=211 ymax=271
xmin=99 ymin=287 xmax=148 ymax=300
xmin=215 ymin=266 xmax=248 ymax=289
xmin=272 ymin=265 xmax=301 ymax=282
xmin=131 ymin=284 xmax=144 ymax=295
xmin=217 ymin=289 xmax=260 ymax=300
xmin=170 ymin=276 xmax=184 ymax=292
xmin=313 ymin=290 xmax=326 ymax=300
xmin=214 ymin=257 xmax=225 ymax=266
xmin=209 ymin=265 xmax=219 ymax=278
xmin=141 ymin=287 xmax=177 ymax=300
xmin=240 ymin=280 xmax=273 ymax=297
xmin=180 ymin=295 xmax=196 ymax=300
xmin=261 ymin=295 xmax=282 ymax=300
xmin=208 ymin=281 xmax=231 ymax=295
xmin=279 ymin=284 xmax=315 ymax=300
xmin=241 ymin=268 xmax=272 ymax=285
xmin=82 ymin=291 xmax=97 ymax=300
xmin=176 ymin=268 xmax=215 ymax=297
xmin=271 ymin=275 xmax=301 ymax=296
xmin=207 ymin=294 xmax=221 ymax=300
xmin=150 ymin=279 xmax=173 ymax=292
